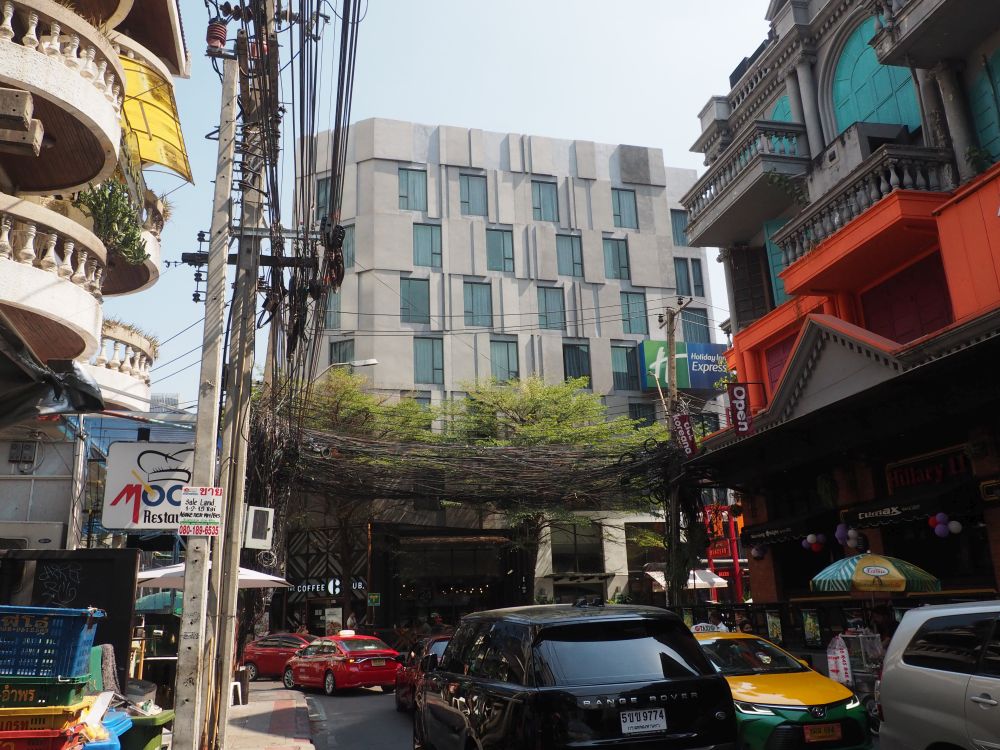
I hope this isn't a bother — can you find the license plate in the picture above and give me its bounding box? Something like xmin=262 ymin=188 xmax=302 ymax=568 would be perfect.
xmin=371 ymin=659 xmax=386 ymax=667
xmin=804 ymin=723 xmax=842 ymax=742
xmin=620 ymin=708 xmax=666 ymax=735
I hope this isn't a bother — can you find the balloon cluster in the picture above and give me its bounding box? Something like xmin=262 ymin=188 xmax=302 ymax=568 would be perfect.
xmin=928 ymin=512 xmax=963 ymax=538
xmin=835 ymin=523 xmax=869 ymax=551
xmin=750 ymin=544 xmax=768 ymax=560
xmin=801 ymin=533 xmax=827 ymax=553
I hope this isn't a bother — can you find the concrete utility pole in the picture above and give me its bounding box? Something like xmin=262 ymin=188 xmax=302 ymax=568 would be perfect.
xmin=658 ymin=297 xmax=691 ymax=608
xmin=173 ymin=55 xmax=238 ymax=750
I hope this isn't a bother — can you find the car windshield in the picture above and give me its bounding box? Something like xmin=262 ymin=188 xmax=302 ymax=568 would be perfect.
xmin=300 ymin=634 xmax=318 ymax=643
xmin=699 ymin=637 xmax=806 ymax=676
xmin=428 ymin=640 xmax=449 ymax=659
xmin=338 ymin=637 xmax=391 ymax=652
xmin=533 ymin=619 xmax=712 ymax=687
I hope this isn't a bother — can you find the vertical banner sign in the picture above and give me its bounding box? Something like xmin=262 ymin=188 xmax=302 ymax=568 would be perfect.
xmin=178 ymin=486 xmax=224 ymax=536
xmin=671 ymin=413 xmax=697 ymax=457
xmin=727 ymin=383 xmax=753 ymax=434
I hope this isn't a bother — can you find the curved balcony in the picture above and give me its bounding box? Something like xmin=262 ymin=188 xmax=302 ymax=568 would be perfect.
xmin=0 ymin=192 xmax=106 ymax=363
xmin=81 ymin=319 xmax=157 ymax=411
xmin=77 ymin=0 xmax=134 ymax=28
xmin=0 ymin=0 xmax=125 ymax=194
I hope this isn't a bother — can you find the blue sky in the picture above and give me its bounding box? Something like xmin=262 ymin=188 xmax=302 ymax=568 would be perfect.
xmin=103 ymin=0 xmax=772 ymax=408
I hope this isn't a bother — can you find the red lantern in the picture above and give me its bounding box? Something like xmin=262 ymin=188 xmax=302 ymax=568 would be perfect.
xmin=811 ymin=542 xmax=823 ymax=552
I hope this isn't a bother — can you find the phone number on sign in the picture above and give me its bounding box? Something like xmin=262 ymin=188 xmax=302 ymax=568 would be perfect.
xmin=179 ymin=524 xmax=220 ymax=536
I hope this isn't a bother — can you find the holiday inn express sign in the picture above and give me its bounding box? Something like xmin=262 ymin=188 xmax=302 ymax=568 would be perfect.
xmin=639 ymin=341 xmax=728 ymax=391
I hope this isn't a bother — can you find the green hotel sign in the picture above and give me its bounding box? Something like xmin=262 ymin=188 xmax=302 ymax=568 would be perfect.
xmin=639 ymin=341 xmax=729 ymax=391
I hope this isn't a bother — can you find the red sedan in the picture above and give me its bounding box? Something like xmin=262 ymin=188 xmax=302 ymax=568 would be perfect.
xmin=394 ymin=635 xmax=450 ymax=712
xmin=282 ymin=632 xmax=401 ymax=695
xmin=242 ymin=633 xmax=316 ymax=680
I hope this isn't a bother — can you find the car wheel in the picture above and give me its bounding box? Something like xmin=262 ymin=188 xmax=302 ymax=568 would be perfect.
xmin=323 ymin=671 xmax=337 ymax=696
xmin=863 ymin=696 xmax=880 ymax=736
xmin=244 ymin=662 xmax=258 ymax=682
xmin=282 ymin=667 xmax=296 ymax=690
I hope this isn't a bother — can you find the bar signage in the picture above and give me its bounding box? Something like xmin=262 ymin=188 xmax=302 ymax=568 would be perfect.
xmin=727 ymin=383 xmax=753 ymax=434
xmin=886 ymin=447 xmax=971 ymax=495
xmin=671 ymin=413 xmax=697 ymax=457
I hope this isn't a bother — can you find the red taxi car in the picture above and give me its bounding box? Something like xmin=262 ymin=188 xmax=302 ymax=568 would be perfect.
xmin=242 ymin=633 xmax=316 ymax=680
xmin=282 ymin=631 xmax=401 ymax=695
xmin=394 ymin=635 xmax=450 ymax=712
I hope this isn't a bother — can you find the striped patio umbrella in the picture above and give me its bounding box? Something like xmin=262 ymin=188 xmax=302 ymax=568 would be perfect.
xmin=810 ymin=553 xmax=941 ymax=593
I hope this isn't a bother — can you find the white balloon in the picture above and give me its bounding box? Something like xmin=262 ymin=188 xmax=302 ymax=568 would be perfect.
xmin=846 ymin=538 xmax=859 ymax=548
xmin=948 ymin=520 xmax=963 ymax=534
xmin=806 ymin=534 xmax=817 ymax=544
xmin=847 ymin=529 xmax=859 ymax=540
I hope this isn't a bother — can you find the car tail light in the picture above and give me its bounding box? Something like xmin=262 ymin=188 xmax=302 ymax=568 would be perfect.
xmin=348 ymin=658 xmax=356 ymax=664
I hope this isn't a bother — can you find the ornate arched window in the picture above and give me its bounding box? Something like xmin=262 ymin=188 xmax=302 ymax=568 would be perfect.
xmin=831 ymin=17 xmax=921 ymax=134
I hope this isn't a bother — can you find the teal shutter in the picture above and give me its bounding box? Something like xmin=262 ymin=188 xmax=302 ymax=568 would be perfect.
xmin=342 ymin=225 xmax=355 ymax=268
xmin=557 ymin=235 xmax=583 ymax=276
xmin=399 ymin=169 xmax=427 ymax=211
xmin=413 ymin=225 xmax=441 ymax=268
xmin=970 ymin=49 xmax=1000 ymax=162
xmin=763 ymin=219 xmax=790 ymax=306
xmin=670 ymin=210 xmax=689 ymax=246
xmin=611 ymin=346 xmax=639 ymax=390
xmin=832 ymin=17 xmax=921 ymax=134
xmin=538 ymin=287 xmax=565 ymax=330
xmin=486 ymin=229 xmax=513 ymax=272
xmin=681 ymin=308 xmax=710 ymax=343
xmin=603 ymin=239 xmax=630 ymax=279
xmin=620 ymin=292 xmax=648 ymax=334
xmin=490 ymin=340 xmax=518 ymax=381
xmin=464 ymin=282 xmax=492 ymax=327
xmin=414 ymin=338 xmax=443 ymax=384
xmin=674 ymin=258 xmax=691 ymax=296
xmin=461 ymin=175 xmax=487 ymax=216
xmin=691 ymin=259 xmax=705 ymax=297
xmin=532 ymin=181 xmax=558 ymax=221
xmin=401 ymin=278 xmax=430 ymax=323
xmin=612 ymin=189 xmax=638 ymax=229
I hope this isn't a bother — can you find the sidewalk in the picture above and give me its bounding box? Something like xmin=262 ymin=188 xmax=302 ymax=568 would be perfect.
xmin=226 ymin=682 xmax=315 ymax=750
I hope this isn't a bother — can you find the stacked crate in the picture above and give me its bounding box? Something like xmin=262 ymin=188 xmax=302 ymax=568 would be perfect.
xmin=0 ymin=606 xmax=105 ymax=750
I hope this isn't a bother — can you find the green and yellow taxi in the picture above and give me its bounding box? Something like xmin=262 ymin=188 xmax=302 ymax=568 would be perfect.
xmin=694 ymin=631 xmax=871 ymax=750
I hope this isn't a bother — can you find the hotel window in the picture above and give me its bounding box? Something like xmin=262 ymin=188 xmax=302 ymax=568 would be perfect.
xmin=603 ymin=238 xmax=630 ymax=280
xmin=671 ymin=209 xmax=690 ymax=246
xmin=611 ymin=345 xmax=639 ymax=391
xmin=324 ymin=293 xmax=341 ymax=329
xmin=398 ymin=168 xmax=427 ymax=211
xmin=563 ymin=342 xmax=591 ymax=385
xmin=486 ymin=229 xmax=514 ymax=272
xmin=556 ymin=235 xmax=583 ymax=277
xmin=537 ymin=287 xmax=566 ymax=330
xmin=620 ymin=292 xmax=648 ymax=335
xmin=328 ymin=339 xmax=354 ymax=367
xmin=400 ymin=278 xmax=430 ymax=324
xmin=414 ymin=337 xmax=444 ymax=384
xmin=612 ymin=188 xmax=638 ymax=229
xmin=463 ymin=282 xmax=493 ymax=327
xmin=342 ymin=225 xmax=355 ymax=268
xmin=629 ymin=402 xmax=656 ymax=428
xmin=675 ymin=257 xmax=705 ymax=298
xmin=413 ymin=224 xmax=442 ymax=268
xmin=490 ymin=339 xmax=519 ymax=381
xmin=682 ymin=307 xmax=710 ymax=343
xmin=532 ymin=180 xmax=559 ymax=222
xmin=460 ymin=174 xmax=487 ymax=216
xmin=316 ymin=176 xmax=330 ymax=221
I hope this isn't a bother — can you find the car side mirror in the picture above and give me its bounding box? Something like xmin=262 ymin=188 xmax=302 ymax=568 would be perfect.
xmin=420 ymin=653 xmax=439 ymax=672
xmin=797 ymin=658 xmax=811 ymax=669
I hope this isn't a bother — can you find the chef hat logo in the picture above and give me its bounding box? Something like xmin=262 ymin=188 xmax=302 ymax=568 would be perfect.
xmin=137 ymin=448 xmax=194 ymax=484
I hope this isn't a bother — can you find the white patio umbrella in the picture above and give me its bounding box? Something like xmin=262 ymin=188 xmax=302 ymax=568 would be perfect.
xmin=685 ymin=569 xmax=729 ymax=590
xmin=136 ymin=562 xmax=290 ymax=589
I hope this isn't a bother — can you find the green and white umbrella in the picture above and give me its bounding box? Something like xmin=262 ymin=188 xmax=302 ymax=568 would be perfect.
xmin=811 ymin=553 xmax=940 ymax=593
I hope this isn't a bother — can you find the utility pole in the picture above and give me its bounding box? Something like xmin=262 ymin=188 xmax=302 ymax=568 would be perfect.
xmin=173 ymin=55 xmax=238 ymax=750
xmin=658 ymin=297 xmax=691 ymax=608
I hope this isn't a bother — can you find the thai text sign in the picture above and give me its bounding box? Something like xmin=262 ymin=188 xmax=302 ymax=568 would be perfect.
xmin=178 ymin=486 xmax=223 ymax=537
xmin=727 ymin=383 xmax=752 ymax=434
xmin=102 ymin=442 xmax=194 ymax=530
xmin=640 ymin=341 xmax=728 ymax=391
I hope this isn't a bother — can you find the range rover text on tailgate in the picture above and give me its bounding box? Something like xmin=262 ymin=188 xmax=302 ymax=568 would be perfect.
xmin=414 ymin=603 xmax=737 ymax=750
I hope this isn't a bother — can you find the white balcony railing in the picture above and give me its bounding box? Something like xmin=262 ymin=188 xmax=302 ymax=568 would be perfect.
xmin=90 ymin=326 xmax=156 ymax=385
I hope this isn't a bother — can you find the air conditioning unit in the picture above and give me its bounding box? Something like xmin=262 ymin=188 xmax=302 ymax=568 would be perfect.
xmin=0 ymin=522 xmax=65 ymax=551
xmin=243 ymin=507 xmax=274 ymax=550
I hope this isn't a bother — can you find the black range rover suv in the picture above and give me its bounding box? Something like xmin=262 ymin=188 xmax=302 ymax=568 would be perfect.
xmin=413 ymin=604 xmax=736 ymax=750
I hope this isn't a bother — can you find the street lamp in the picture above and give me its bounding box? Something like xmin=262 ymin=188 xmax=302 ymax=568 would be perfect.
xmin=312 ymin=358 xmax=378 ymax=381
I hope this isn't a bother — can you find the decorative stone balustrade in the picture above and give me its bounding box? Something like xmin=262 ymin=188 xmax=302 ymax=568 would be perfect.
xmin=0 ymin=0 xmax=124 ymax=113
xmin=90 ymin=324 xmax=156 ymax=386
xmin=0 ymin=193 xmax=107 ymax=300
xmin=772 ymin=144 xmax=955 ymax=266
xmin=683 ymin=120 xmax=810 ymax=224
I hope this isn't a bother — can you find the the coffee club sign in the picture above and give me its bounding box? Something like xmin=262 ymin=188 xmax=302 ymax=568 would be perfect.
xmin=639 ymin=341 xmax=728 ymax=392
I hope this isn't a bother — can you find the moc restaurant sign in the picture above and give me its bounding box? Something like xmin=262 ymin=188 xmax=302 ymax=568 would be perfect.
xmin=886 ymin=446 xmax=972 ymax=495
xmin=640 ymin=341 xmax=728 ymax=391
xmin=102 ymin=442 xmax=194 ymax=530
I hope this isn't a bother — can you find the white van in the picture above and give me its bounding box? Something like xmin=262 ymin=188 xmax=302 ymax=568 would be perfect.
xmin=878 ymin=600 xmax=1000 ymax=750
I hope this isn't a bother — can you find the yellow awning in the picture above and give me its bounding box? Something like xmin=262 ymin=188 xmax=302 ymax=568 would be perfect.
xmin=119 ymin=56 xmax=193 ymax=183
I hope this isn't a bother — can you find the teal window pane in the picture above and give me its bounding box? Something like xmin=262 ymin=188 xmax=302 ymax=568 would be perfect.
xmin=832 ymin=17 xmax=921 ymax=134
xmin=603 ymin=238 xmax=630 ymax=280
xmin=316 ymin=176 xmax=330 ymax=221
xmin=399 ymin=168 xmax=427 ymax=211
xmin=562 ymin=343 xmax=591 ymax=385
xmin=612 ymin=189 xmax=638 ymax=229
xmin=620 ymin=292 xmax=648 ymax=335
xmin=691 ymin=258 xmax=705 ymax=297
xmin=486 ymin=229 xmax=514 ymax=272
xmin=537 ymin=287 xmax=565 ymax=330
xmin=490 ymin=339 xmax=519 ymax=381
xmin=460 ymin=175 xmax=487 ymax=216
xmin=628 ymin=402 xmax=656 ymax=428
xmin=763 ymin=218 xmax=790 ymax=306
xmin=413 ymin=224 xmax=442 ymax=268
xmin=682 ymin=308 xmax=710 ymax=344
xmin=343 ymin=225 xmax=355 ymax=268
xmin=463 ymin=282 xmax=493 ymax=327
xmin=400 ymin=278 xmax=430 ymax=323
xmin=328 ymin=339 xmax=354 ymax=366
xmin=556 ymin=235 xmax=583 ymax=277
xmin=671 ymin=210 xmax=690 ymax=246
xmin=414 ymin=337 xmax=444 ymax=384
xmin=770 ymin=95 xmax=793 ymax=122
xmin=611 ymin=345 xmax=639 ymax=391
xmin=532 ymin=181 xmax=559 ymax=221
xmin=674 ymin=258 xmax=691 ymax=297
xmin=971 ymin=49 xmax=1000 ymax=162
xmin=324 ymin=293 xmax=341 ymax=329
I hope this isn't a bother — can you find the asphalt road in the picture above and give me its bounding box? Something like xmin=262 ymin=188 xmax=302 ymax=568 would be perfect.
xmin=306 ymin=685 xmax=413 ymax=750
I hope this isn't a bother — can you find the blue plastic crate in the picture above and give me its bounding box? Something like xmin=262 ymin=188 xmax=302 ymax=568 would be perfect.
xmin=0 ymin=606 xmax=105 ymax=678
xmin=83 ymin=710 xmax=132 ymax=750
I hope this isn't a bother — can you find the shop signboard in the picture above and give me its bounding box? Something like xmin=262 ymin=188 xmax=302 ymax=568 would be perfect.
xmin=640 ymin=341 xmax=728 ymax=392
xmin=102 ymin=442 xmax=194 ymax=530
xmin=368 ymin=592 xmax=381 ymax=607
xmin=178 ymin=486 xmax=223 ymax=536
xmin=671 ymin=413 xmax=697 ymax=457
xmin=885 ymin=446 xmax=971 ymax=495
xmin=727 ymin=383 xmax=752 ymax=434
xmin=708 ymin=539 xmax=732 ymax=559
